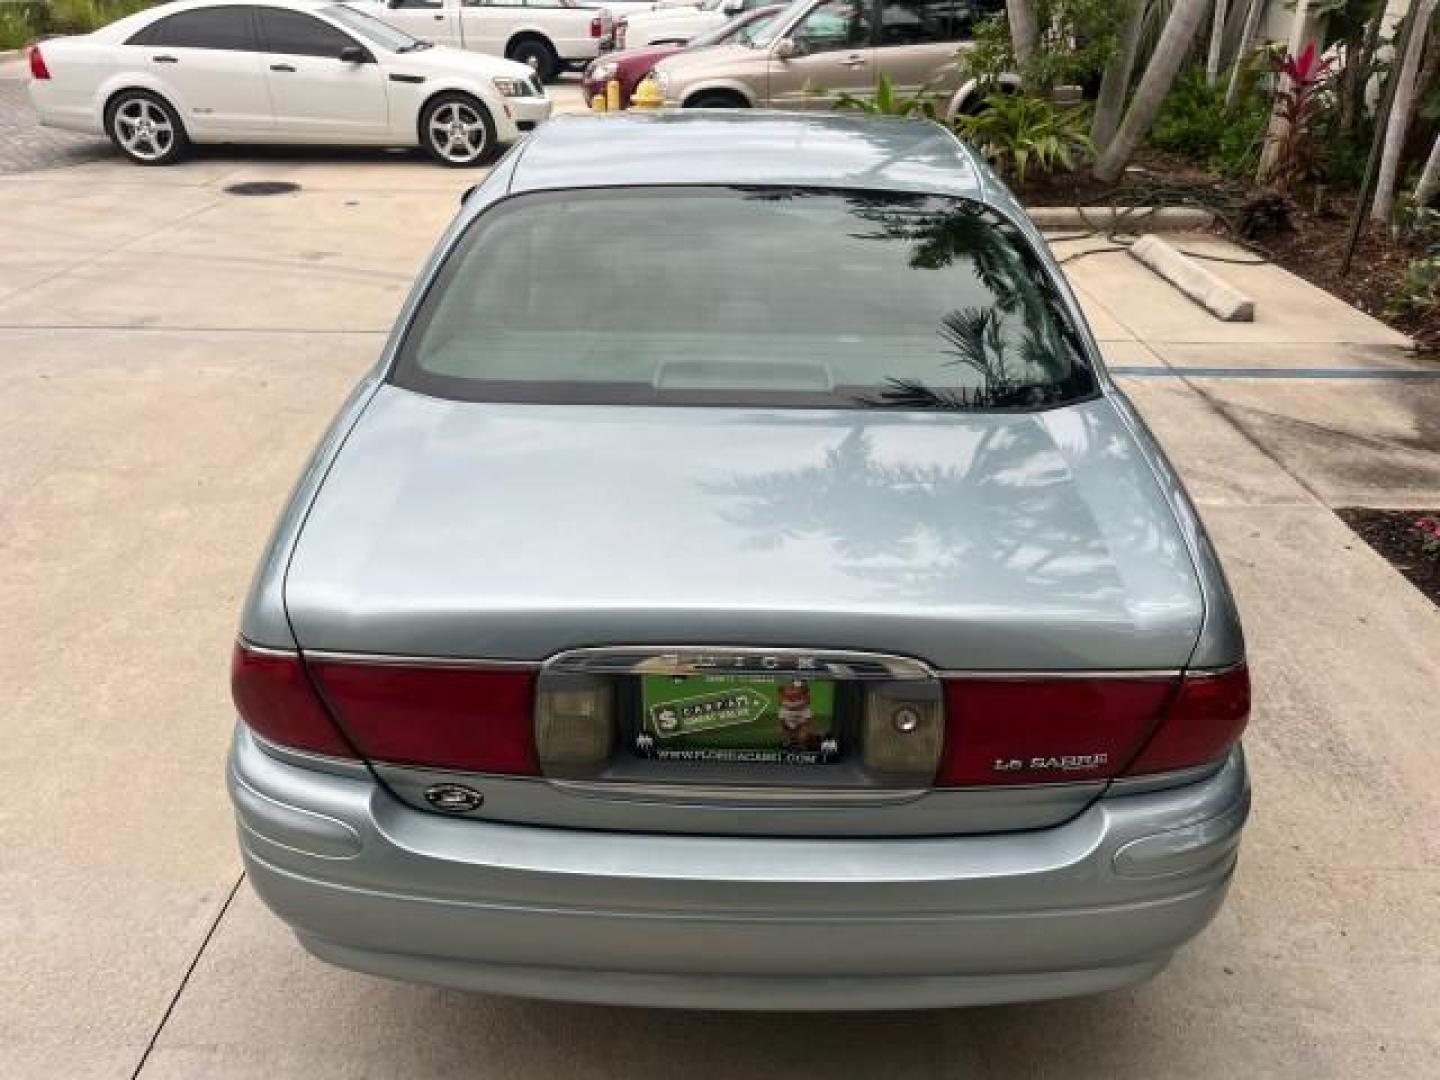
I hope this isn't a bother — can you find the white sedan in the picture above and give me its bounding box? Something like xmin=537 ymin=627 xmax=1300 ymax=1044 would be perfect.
xmin=25 ymin=0 xmax=551 ymax=166
xmin=618 ymin=0 xmax=756 ymax=48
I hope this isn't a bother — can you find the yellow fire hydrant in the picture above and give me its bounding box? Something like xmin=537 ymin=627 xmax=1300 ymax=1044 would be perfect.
xmin=630 ymin=75 xmax=663 ymax=110
xmin=591 ymin=93 xmax=607 ymax=112
xmin=606 ymin=78 xmax=622 ymax=112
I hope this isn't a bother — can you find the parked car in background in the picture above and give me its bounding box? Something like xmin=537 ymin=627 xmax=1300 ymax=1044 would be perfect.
xmin=228 ymin=110 xmax=1252 ymax=1011
xmin=617 ymin=0 xmax=768 ymax=48
xmin=583 ymin=3 xmax=780 ymax=106
xmin=358 ymin=0 xmax=611 ymax=81
xmin=651 ymin=0 xmax=1002 ymax=111
xmin=26 ymin=0 xmax=549 ymax=166
xmin=580 ymin=0 xmax=659 ymax=15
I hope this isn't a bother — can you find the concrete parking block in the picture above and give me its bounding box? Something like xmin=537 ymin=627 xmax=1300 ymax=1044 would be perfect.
xmin=1128 ymin=234 xmax=1255 ymax=322
xmin=1060 ymin=236 xmax=1413 ymax=350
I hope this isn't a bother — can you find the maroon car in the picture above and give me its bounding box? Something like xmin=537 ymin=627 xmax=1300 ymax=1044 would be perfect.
xmin=583 ymin=5 xmax=782 ymax=108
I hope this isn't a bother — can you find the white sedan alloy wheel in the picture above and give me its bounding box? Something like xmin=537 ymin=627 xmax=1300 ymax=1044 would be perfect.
xmin=110 ymin=94 xmax=183 ymax=164
xmin=424 ymin=97 xmax=492 ymax=167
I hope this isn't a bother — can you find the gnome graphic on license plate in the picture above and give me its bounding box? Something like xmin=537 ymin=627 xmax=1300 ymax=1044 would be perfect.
xmin=778 ymin=680 xmax=817 ymax=749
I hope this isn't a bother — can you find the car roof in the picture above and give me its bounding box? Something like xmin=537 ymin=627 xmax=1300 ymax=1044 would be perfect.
xmin=506 ymin=111 xmax=991 ymax=202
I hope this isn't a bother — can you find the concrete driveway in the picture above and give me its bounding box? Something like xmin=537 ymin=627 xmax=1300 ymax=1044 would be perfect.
xmin=3 ymin=74 xmax=1440 ymax=1079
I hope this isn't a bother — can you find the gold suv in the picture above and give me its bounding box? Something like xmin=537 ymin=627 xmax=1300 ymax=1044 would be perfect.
xmin=650 ymin=0 xmax=1003 ymax=112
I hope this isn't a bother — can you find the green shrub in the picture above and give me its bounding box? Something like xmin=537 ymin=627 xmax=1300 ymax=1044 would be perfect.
xmin=1148 ymin=68 xmax=1269 ymax=179
xmin=963 ymin=0 xmax=1131 ymax=93
xmin=1150 ymin=70 xmax=1232 ymax=159
xmin=832 ymin=73 xmax=938 ymax=119
xmin=0 ymin=0 xmax=156 ymax=48
xmin=954 ymin=93 xmax=1095 ymax=185
xmin=1389 ymin=206 xmax=1440 ymax=316
xmin=0 ymin=3 xmax=44 ymax=48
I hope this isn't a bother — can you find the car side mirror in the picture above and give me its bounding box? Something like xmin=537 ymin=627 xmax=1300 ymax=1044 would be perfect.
xmin=339 ymin=45 xmax=371 ymax=63
xmin=773 ymin=37 xmax=795 ymax=60
xmin=722 ymin=0 xmax=743 ymax=12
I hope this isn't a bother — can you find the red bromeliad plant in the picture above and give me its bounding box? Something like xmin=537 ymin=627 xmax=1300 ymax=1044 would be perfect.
xmin=1413 ymin=515 xmax=1440 ymax=559
xmin=1264 ymin=41 xmax=1335 ymax=191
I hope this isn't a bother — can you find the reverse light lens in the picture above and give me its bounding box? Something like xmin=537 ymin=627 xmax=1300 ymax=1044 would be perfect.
xmin=231 ymin=642 xmax=356 ymax=759
xmin=309 ymin=662 xmax=539 ymax=775
xmin=28 ymin=45 xmax=50 ymax=81
xmin=863 ymin=688 xmax=943 ymax=779
xmin=535 ymin=683 xmax=615 ymax=772
xmin=1123 ymin=665 xmax=1250 ymax=777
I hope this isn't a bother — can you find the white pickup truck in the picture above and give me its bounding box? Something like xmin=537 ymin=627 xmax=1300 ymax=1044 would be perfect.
xmin=360 ymin=0 xmax=614 ymax=81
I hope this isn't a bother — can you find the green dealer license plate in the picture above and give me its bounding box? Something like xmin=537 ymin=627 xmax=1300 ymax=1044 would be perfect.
xmin=637 ymin=675 xmax=839 ymax=765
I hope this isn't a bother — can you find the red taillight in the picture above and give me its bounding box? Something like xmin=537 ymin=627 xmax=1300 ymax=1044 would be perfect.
xmin=1123 ymin=665 xmax=1250 ymax=777
xmin=934 ymin=665 xmax=1249 ymax=787
xmin=309 ymin=661 xmax=539 ymax=776
xmin=231 ymin=642 xmax=356 ymax=759
xmin=28 ymin=45 xmax=51 ymax=81
xmin=590 ymin=14 xmax=603 ymax=37
xmin=936 ymin=677 xmax=1177 ymax=786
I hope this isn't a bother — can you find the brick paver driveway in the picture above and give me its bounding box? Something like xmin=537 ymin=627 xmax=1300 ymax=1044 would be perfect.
xmin=0 ymin=67 xmax=109 ymax=174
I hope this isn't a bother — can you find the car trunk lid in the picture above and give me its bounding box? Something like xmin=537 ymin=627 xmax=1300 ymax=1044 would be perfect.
xmin=279 ymin=387 xmax=1210 ymax=836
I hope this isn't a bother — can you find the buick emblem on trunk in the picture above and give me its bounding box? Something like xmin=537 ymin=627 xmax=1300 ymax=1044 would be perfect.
xmin=424 ymin=784 xmax=484 ymax=813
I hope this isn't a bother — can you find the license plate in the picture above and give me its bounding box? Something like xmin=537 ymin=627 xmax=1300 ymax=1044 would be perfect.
xmin=637 ymin=674 xmax=838 ymax=765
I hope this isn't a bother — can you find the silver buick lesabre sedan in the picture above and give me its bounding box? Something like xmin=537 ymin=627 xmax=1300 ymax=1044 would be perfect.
xmin=228 ymin=111 xmax=1252 ymax=1011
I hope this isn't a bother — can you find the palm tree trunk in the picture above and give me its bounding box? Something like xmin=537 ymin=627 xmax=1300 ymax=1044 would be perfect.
xmin=1093 ymin=0 xmax=1211 ymax=184
xmin=1206 ymin=0 xmax=1229 ymax=86
xmin=1224 ymin=0 xmax=1265 ymax=109
xmin=1373 ymin=0 xmax=1438 ymax=223
xmin=1348 ymin=4 xmax=1385 ymax=136
xmin=1414 ymin=131 xmax=1440 ymax=205
xmin=1007 ymin=0 xmax=1040 ymax=72
xmin=1257 ymin=0 xmax=1314 ymax=183
xmin=1091 ymin=0 xmax=1145 ymax=152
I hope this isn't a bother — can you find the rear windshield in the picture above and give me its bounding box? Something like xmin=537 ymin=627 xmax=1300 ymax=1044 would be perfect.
xmin=392 ymin=186 xmax=1097 ymax=410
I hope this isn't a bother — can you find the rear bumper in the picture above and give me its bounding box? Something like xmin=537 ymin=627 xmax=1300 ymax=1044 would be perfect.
xmin=26 ymin=81 xmax=100 ymax=136
xmin=230 ymin=727 xmax=1249 ymax=1010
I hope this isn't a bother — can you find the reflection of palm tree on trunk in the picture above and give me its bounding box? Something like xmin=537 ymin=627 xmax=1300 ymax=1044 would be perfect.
xmin=704 ymin=425 xmax=1113 ymax=604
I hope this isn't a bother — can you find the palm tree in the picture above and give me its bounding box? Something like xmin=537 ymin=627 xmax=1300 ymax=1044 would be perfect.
xmin=1091 ymin=0 xmax=1145 ymax=153
xmin=1224 ymin=0 xmax=1266 ymax=108
xmin=1093 ymin=0 xmax=1210 ymax=183
xmin=1373 ymin=0 xmax=1439 ymax=223
xmin=1007 ymin=0 xmax=1040 ymax=74
xmin=1206 ymin=0 xmax=1229 ymax=85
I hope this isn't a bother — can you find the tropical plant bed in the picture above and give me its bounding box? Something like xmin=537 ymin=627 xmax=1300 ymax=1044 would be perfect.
xmin=1337 ymin=509 xmax=1440 ymax=609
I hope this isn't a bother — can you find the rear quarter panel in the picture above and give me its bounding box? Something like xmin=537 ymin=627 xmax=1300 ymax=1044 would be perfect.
xmin=27 ymin=37 xmax=126 ymax=133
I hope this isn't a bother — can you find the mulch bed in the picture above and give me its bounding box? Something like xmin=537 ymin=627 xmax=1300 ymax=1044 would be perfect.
xmin=1261 ymin=197 xmax=1440 ymax=354
xmin=1337 ymin=509 xmax=1440 ymax=609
